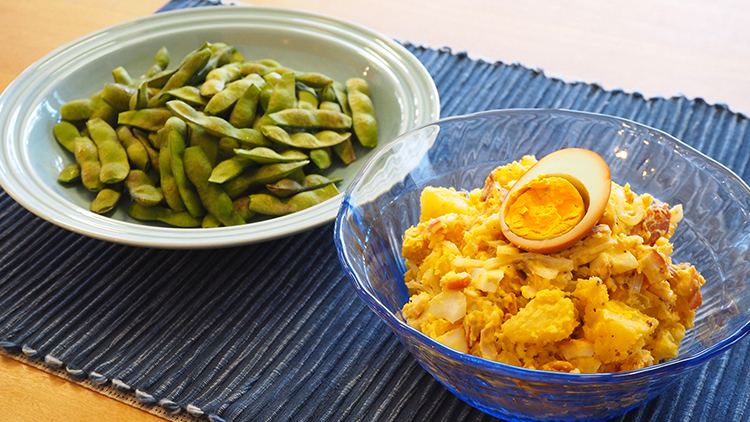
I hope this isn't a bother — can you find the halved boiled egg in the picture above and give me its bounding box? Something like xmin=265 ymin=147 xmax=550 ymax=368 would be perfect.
xmin=499 ymin=148 xmax=611 ymax=254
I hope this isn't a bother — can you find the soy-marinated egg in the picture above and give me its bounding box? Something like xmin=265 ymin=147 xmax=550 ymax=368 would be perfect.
xmin=499 ymin=148 xmax=611 ymax=253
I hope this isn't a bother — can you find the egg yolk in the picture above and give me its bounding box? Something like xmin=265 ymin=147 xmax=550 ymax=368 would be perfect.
xmin=504 ymin=176 xmax=586 ymax=240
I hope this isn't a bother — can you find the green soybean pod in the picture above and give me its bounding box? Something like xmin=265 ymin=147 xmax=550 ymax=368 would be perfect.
xmin=168 ymin=127 xmax=205 ymax=218
xmin=268 ymin=108 xmax=352 ymax=130
xmin=209 ymin=156 xmax=254 ymax=184
xmin=91 ymin=186 xmax=122 ymax=214
xmin=204 ymin=78 xmax=255 ymax=116
xmin=223 ymin=160 xmax=309 ymax=199
xmin=161 ymin=86 xmax=207 ymax=108
xmin=130 ymin=80 xmax=151 ymax=110
xmin=125 ymin=169 xmax=163 ymax=207
xmin=296 ymin=82 xmax=318 ymax=110
xmin=111 ymin=66 xmax=135 ymax=86
xmin=318 ymin=101 xmax=342 ymax=113
xmin=232 ymin=196 xmax=256 ymax=221
xmin=332 ymin=138 xmax=357 ymax=164
xmin=346 ymin=77 xmax=378 ymax=147
xmin=60 ymin=98 xmax=96 ymax=121
xmin=266 ymin=174 xmax=342 ymax=198
xmin=228 ymin=83 xmax=261 ymax=128
xmin=118 ymin=108 xmax=173 ymax=132
xmin=183 ymin=146 xmax=245 ymax=226
xmin=145 ymin=46 xmax=170 ymax=78
xmin=102 ymin=83 xmax=137 ymax=111
xmin=74 ymin=136 xmax=105 ymax=192
xmin=166 ymin=100 xmax=269 ymax=147
xmin=188 ymin=124 xmax=220 ymax=168
xmin=58 ymin=164 xmax=81 ymax=183
xmin=132 ymin=129 xmax=161 ymax=171
xmin=253 ymin=71 xmax=296 ymax=131
xmin=87 ymin=117 xmax=129 ymax=184
xmin=294 ymin=72 xmax=334 ymax=90
xmin=233 ymin=147 xmax=308 ymax=165
xmin=116 ymin=125 xmax=150 ymax=172
xmin=309 ymin=148 xmax=332 ymax=170
xmin=247 ymin=183 xmax=338 ymax=215
xmin=262 ymin=125 xmax=351 ymax=149
xmin=201 ymin=213 xmax=222 ymax=228
xmin=127 ymin=202 xmax=202 ymax=228
xmin=332 ymin=81 xmax=351 ymax=116
xmin=200 ymin=62 xmax=242 ymax=97
xmin=89 ymin=93 xmax=120 ymax=128
xmin=149 ymin=47 xmax=212 ymax=107
xmin=53 ymin=121 xmax=81 ymax=153
xmin=158 ymin=142 xmax=186 ymax=212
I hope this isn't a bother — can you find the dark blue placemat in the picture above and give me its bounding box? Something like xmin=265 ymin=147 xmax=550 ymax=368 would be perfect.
xmin=1 ymin=1 xmax=749 ymax=421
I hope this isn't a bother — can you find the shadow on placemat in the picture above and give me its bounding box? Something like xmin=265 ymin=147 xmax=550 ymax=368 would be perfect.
xmin=1 ymin=0 xmax=749 ymax=421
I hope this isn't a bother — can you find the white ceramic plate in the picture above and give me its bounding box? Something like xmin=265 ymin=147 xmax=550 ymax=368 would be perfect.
xmin=0 ymin=6 xmax=440 ymax=248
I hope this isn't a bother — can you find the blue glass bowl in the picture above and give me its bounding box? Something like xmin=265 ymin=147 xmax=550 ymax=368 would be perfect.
xmin=334 ymin=109 xmax=750 ymax=421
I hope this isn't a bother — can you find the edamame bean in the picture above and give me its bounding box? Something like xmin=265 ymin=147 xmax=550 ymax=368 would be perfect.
xmin=183 ymin=146 xmax=245 ymax=226
xmin=223 ymin=160 xmax=309 ymax=199
xmin=247 ymin=184 xmax=338 ymax=215
xmin=125 ymin=170 xmax=163 ymax=207
xmin=346 ymin=78 xmax=378 ymax=147
xmin=158 ymin=142 xmax=186 ymax=212
xmin=149 ymin=47 xmax=211 ymax=107
xmin=87 ymin=117 xmax=129 ymax=184
xmin=118 ymin=108 xmax=173 ymax=132
xmin=74 ymin=136 xmax=105 ymax=192
xmin=296 ymin=82 xmax=318 ymax=110
xmin=188 ymin=124 xmax=220 ymax=167
xmin=166 ymin=100 xmax=269 ymax=147
xmin=309 ymin=148 xmax=332 ymax=170
xmin=261 ymin=125 xmax=351 ymax=149
xmin=161 ymin=86 xmax=207 ymax=107
xmin=332 ymin=138 xmax=357 ymax=164
xmin=58 ymin=164 xmax=81 ymax=183
xmin=53 ymin=121 xmax=80 ymax=153
xmin=201 ymin=213 xmax=222 ymax=228
xmin=127 ymin=202 xmax=201 ymax=227
xmin=116 ymin=125 xmax=150 ymax=171
xmin=200 ymin=62 xmax=242 ymax=97
xmin=132 ymin=128 xmax=161 ymax=171
xmin=294 ymin=72 xmax=333 ymax=90
xmin=269 ymin=108 xmax=352 ymax=130
xmin=253 ymin=71 xmax=296 ymax=130
xmin=168 ymin=127 xmax=205 ymax=218
xmin=204 ymin=78 xmax=257 ymax=116
xmin=60 ymin=98 xmax=96 ymax=121
xmin=233 ymin=147 xmax=308 ymax=164
xmin=112 ymin=67 xmax=135 ymax=86
xmin=228 ymin=83 xmax=261 ymax=128
xmin=208 ymin=156 xmax=254 ymax=184
xmin=144 ymin=46 xmax=170 ymax=78
xmin=266 ymin=174 xmax=342 ymax=198
xmin=91 ymin=186 xmax=122 ymax=214
xmin=232 ymin=196 xmax=256 ymax=221
xmin=102 ymin=83 xmax=137 ymax=111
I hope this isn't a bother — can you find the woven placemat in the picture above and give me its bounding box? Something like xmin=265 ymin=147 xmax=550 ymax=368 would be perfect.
xmin=1 ymin=1 xmax=748 ymax=421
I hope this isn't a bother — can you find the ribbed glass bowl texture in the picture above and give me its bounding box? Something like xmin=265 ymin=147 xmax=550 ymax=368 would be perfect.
xmin=334 ymin=109 xmax=750 ymax=421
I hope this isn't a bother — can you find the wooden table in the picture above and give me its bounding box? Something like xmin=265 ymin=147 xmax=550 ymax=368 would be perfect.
xmin=2 ymin=0 xmax=749 ymax=421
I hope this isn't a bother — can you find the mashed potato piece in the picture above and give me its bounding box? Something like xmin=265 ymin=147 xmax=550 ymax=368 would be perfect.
xmin=401 ymin=156 xmax=705 ymax=373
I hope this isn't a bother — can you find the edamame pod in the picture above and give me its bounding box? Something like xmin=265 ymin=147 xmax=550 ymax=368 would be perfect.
xmin=112 ymin=67 xmax=135 ymax=86
xmin=102 ymin=83 xmax=137 ymax=111
xmin=223 ymin=160 xmax=309 ymax=199
xmin=166 ymin=100 xmax=269 ymax=147
xmin=91 ymin=186 xmax=122 ymax=214
xmin=60 ymin=98 xmax=95 ymax=121
xmin=266 ymin=174 xmax=342 ymax=198
xmin=144 ymin=46 xmax=170 ymax=78
xmin=232 ymin=196 xmax=256 ymax=221
xmin=130 ymin=80 xmax=151 ymax=110
xmin=162 ymin=86 xmax=207 ymax=107
xmin=296 ymin=82 xmax=318 ymax=110
xmin=346 ymin=78 xmax=378 ymax=147
xmin=202 ymin=213 xmax=222 ymax=228
xmin=200 ymin=62 xmax=242 ymax=97
xmin=332 ymin=138 xmax=357 ymax=164
xmin=53 ymin=121 xmax=80 ymax=153
xmin=309 ymin=148 xmax=332 ymax=170
xmin=132 ymin=129 xmax=161 ymax=171
xmin=253 ymin=71 xmax=296 ymax=130
xmin=294 ymin=72 xmax=333 ymax=90
xmin=127 ymin=202 xmax=201 ymax=227
xmin=158 ymin=142 xmax=186 ymax=212
xmin=233 ymin=147 xmax=308 ymax=164
xmin=268 ymin=108 xmax=352 ymax=130
xmin=116 ymin=125 xmax=150 ymax=171
xmin=125 ymin=170 xmax=163 ymax=207
xmin=332 ymin=81 xmax=351 ymax=116
xmin=247 ymin=184 xmax=338 ymax=215
xmin=188 ymin=124 xmax=220 ymax=168
xmin=118 ymin=108 xmax=173 ymax=132
xmin=318 ymin=101 xmax=342 ymax=113
xmin=58 ymin=164 xmax=81 ymax=183
xmin=149 ymin=47 xmax=211 ymax=107
xmin=87 ymin=118 xmax=129 ymax=184
xmin=204 ymin=78 xmax=257 ymax=116
xmin=168 ymin=128 xmax=205 ymax=218
xmin=74 ymin=136 xmax=105 ymax=192
xmin=261 ymin=125 xmax=351 ymax=149
xmin=228 ymin=83 xmax=261 ymax=128
xmin=183 ymin=146 xmax=245 ymax=226
xmin=208 ymin=156 xmax=254 ymax=184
